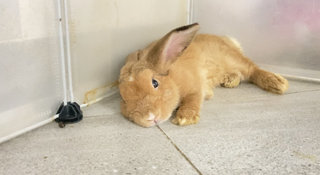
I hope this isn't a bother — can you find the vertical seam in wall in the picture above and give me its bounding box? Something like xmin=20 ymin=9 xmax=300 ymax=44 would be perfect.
xmin=156 ymin=126 xmax=202 ymax=175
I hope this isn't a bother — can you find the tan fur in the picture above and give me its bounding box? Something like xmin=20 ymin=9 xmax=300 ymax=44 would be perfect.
xmin=119 ymin=23 xmax=288 ymax=127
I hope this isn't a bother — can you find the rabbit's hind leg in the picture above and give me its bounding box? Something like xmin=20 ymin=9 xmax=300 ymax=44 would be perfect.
xmin=250 ymin=68 xmax=288 ymax=94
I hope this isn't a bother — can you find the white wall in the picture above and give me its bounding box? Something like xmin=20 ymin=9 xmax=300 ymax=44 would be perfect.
xmin=0 ymin=0 xmax=63 ymax=140
xmin=67 ymin=0 xmax=189 ymax=103
xmin=0 ymin=0 xmax=189 ymax=141
xmin=193 ymin=0 xmax=320 ymax=72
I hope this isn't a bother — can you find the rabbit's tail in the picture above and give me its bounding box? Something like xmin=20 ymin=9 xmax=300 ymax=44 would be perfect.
xmin=249 ymin=67 xmax=288 ymax=94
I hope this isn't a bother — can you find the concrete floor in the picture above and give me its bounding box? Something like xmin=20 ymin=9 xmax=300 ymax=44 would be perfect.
xmin=1 ymin=80 xmax=320 ymax=175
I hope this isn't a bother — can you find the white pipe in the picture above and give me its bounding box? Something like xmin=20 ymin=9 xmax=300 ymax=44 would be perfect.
xmin=281 ymin=74 xmax=320 ymax=84
xmin=63 ymin=0 xmax=75 ymax=102
xmin=0 ymin=114 xmax=59 ymax=144
xmin=57 ymin=0 xmax=68 ymax=105
xmin=187 ymin=0 xmax=194 ymax=24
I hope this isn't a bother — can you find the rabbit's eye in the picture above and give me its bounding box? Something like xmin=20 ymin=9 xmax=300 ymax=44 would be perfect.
xmin=152 ymin=79 xmax=159 ymax=88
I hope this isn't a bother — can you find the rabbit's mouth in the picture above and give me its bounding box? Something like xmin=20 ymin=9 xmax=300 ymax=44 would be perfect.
xmin=146 ymin=119 xmax=158 ymax=126
xmin=126 ymin=111 xmax=159 ymax=127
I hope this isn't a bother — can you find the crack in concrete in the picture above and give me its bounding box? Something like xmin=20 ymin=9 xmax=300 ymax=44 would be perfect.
xmin=156 ymin=125 xmax=202 ymax=175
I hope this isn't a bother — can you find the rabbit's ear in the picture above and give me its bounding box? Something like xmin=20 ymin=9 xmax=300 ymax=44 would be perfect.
xmin=148 ymin=23 xmax=200 ymax=74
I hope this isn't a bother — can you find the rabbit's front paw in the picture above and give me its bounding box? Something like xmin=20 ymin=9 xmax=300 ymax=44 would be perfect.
xmin=171 ymin=109 xmax=200 ymax=126
xmin=221 ymin=73 xmax=240 ymax=88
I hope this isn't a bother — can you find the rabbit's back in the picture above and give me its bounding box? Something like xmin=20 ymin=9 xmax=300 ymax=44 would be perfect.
xmin=170 ymin=34 xmax=251 ymax=98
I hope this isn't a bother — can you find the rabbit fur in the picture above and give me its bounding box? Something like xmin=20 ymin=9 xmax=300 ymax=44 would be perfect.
xmin=119 ymin=23 xmax=288 ymax=127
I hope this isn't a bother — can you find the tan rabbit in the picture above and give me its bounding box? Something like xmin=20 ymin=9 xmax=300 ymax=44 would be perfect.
xmin=119 ymin=23 xmax=288 ymax=127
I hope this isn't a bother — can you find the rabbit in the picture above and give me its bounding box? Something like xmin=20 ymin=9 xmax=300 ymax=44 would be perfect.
xmin=118 ymin=23 xmax=288 ymax=128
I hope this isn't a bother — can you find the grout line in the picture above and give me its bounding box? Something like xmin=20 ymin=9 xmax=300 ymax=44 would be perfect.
xmin=284 ymin=89 xmax=320 ymax=95
xmin=156 ymin=125 xmax=202 ymax=175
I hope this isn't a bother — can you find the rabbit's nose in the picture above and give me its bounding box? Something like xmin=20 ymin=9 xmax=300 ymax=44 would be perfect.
xmin=147 ymin=112 xmax=160 ymax=124
xmin=147 ymin=112 xmax=155 ymax=121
